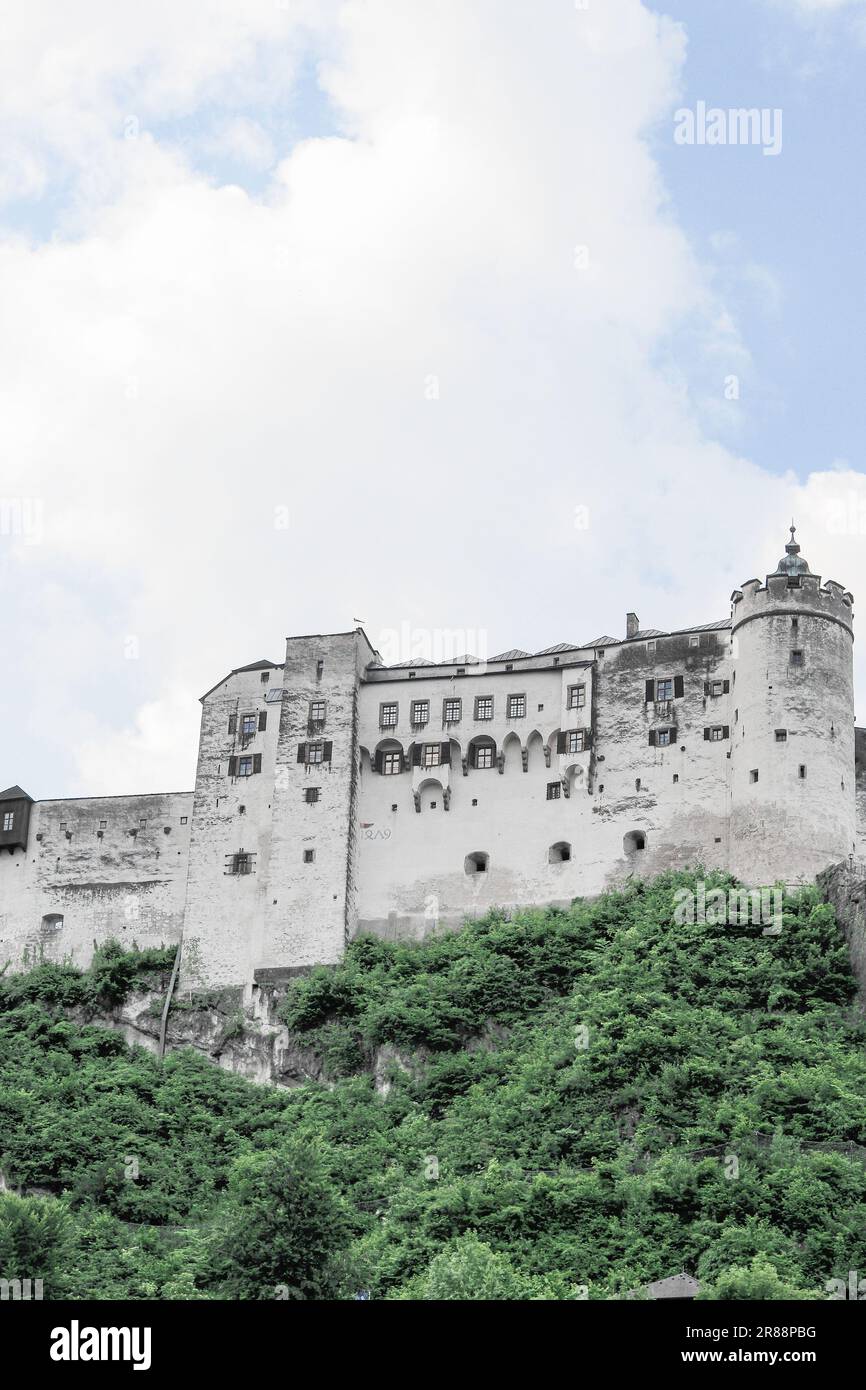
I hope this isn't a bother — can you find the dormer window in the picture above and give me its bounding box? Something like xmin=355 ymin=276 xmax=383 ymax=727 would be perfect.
xmin=2 ymin=812 xmax=12 ymax=832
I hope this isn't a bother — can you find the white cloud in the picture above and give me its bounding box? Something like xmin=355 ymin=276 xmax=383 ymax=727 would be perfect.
xmin=1 ymin=0 xmax=864 ymax=795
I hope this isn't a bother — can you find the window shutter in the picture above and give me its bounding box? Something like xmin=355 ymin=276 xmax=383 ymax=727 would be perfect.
xmin=253 ymin=753 xmax=262 ymax=774
xmin=584 ymin=730 xmax=593 ymax=749
xmin=723 ymin=680 xmax=730 ymax=694
xmin=704 ymin=681 xmax=710 ymax=696
xmin=228 ymin=756 xmax=238 ymax=776
xmin=648 ymin=731 xmax=655 ymax=747
xmin=556 ymin=732 xmax=566 ymax=753
xmin=670 ymin=727 xmax=677 ymax=743
xmin=723 ymin=725 xmax=730 ymax=739
xmin=323 ymin=741 xmax=333 ymax=763
xmin=704 ymin=728 xmax=710 ymax=741
xmin=441 ymin=742 xmax=451 ymax=766
xmin=674 ymin=675 xmax=684 ymax=699
xmin=228 ymin=714 xmax=237 ymax=734
xmin=412 ymin=743 xmax=422 ymax=766
xmin=297 ymin=743 xmax=307 ymax=763
xmin=645 ymin=679 xmax=654 ymax=703
xmin=374 ymin=750 xmax=383 ymax=773
xmin=258 ymin=711 xmax=267 ymax=731
xmin=469 ymin=744 xmax=477 ymax=769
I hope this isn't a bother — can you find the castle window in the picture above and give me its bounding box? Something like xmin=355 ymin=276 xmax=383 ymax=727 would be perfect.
xmin=443 ymin=698 xmax=462 ymax=724
xmin=316 ymin=659 xmax=324 ymax=679
xmin=226 ymin=850 xmax=255 ymax=875
xmin=2 ymin=812 xmax=13 ymax=831
xmin=380 ymin=702 xmax=398 ymax=729
xmin=238 ymin=757 xmax=253 ymax=776
xmin=706 ymin=726 xmax=726 ymax=742
xmin=567 ymin=684 xmax=586 ymax=710
xmin=623 ymin=831 xmax=645 ymax=854
xmin=507 ymin=694 xmax=526 ymax=718
xmin=799 ymin=765 xmax=807 ymax=779
xmin=549 ymin=841 xmax=571 ymax=863
xmin=597 ymin=649 xmax=605 ymax=658
xmin=649 ymin=726 xmax=677 ymax=747
xmin=303 ymin=849 xmax=315 ymax=864
xmin=423 ymin=744 xmax=442 ymax=768
xmin=59 ymin=822 xmax=66 ymax=830
xmin=709 ymin=680 xmax=725 ymax=697
xmin=505 ymin=663 xmax=514 ymax=672
xmin=790 ymin=650 xmax=804 ymax=667
xmin=241 ymin=714 xmax=256 ymax=736
xmin=411 ymin=700 xmax=429 ymax=726
xmin=689 ymin=635 xmax=699 ymax=647
xmin=139 ymin=819 xmax=146 ymax=828
xmin=750 ymin=769 xmax=759 ymax=783
xmin=472 ymin=798 xmax=478 ymax=806
xmin=464 ymin=851 xmax=489 ymax=875
xmin=546 ymin=781 xmax=561 ymax=800
xmin=566 ymin=730 xmax=585 ymax=754
xmin=656 ymin=679 xmax=673 ymax=701
xmin=775 ymin=729 xmax=787 ymax=742
xmin=382 ymin=751 xmax=402 ymax=775
xmin=473 ymin=743 xmax=495 ymax=769
xmin=305 ymin=787 xmax=320 ymax=803
xmin=99 ymin=819 xmax=107 ymax=829
xmin=408 ymin=671 xmax=416 ymax=679
xmin=791 ymin=618 xmax=798 ymax=631
xmin=309 ymin=699 xmax=326 ymax=725
xmin=635 ymin=778 xmax=641 ymax=791
xmin=180 ymin=816 xmax=188 ymax=825
xmin=475 ymin=696 xmax=494 ymax=720
xmin=305 ymin=742 xmax=325 ymax=765
xmin=457 ymin=668 xmax=466 ymax=677
xmin=41 ymin=913 xmax=63 ymax=932
xmin=672 ymin=773 xmax=679 ymax=783
xmin=229 ymin=752 xmax=264 ymax=776
xmin=261 ymin=671 xmax=270 ymax=683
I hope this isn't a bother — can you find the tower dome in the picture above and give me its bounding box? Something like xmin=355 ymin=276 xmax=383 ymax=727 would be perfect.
xmin=771 ymin=523 xmax=810 ymax=579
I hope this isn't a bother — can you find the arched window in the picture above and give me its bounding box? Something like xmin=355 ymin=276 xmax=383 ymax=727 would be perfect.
xmin=623 ymin=830 xmax=646 ymax=854
xmin=468 ymin=736 xmax=496 ymax=769
xmin=464 ymin=851 xmax=489 ymax=875
xmin=548 ymin=841 xmax=572 ymax=864
xmin=41 ymin=913 xmax=63 ymax=932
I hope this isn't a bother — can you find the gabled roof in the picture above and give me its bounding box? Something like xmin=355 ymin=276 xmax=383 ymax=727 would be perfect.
xmin=200 ymin=659 xmax=282 ymax=702
xmin=582 ymin=635 xmax=620 ymax=647
xmin=387 ymin=658 xmax=437 ymax=668
xmin=441 ymin=653 xmax=481 ymax=665
xmin=632 ymin=628 xmax=666 ymax=640
xmin=671 ymin=618 xmax=730 ymax=634
xmin=534 ymin=642 xmax=583 ymax=655
xmin=489 ymin=649 xmax=532 ymax=662
xmin=0 ymin=785 xmax=32 ymax=802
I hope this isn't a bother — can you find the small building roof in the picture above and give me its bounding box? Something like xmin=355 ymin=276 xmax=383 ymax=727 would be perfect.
xmin=0 ymin=785 xmax=32 ymax=802
xmin=488 ymin=649 xmax=532 ymax=662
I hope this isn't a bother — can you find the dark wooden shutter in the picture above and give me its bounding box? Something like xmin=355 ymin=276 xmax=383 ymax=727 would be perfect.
xmin=469 ymin=743 xmax=477 ymax=768
xmin=723 ymin=680 xmax=730 ymax=694
xmin=374 ymin=750 xmax=383 ymax=773
xmin=704 ymin=728 xmax=710 ymax=741
xmin=258 ymin=711 xmax=267 ymax=731
xmin=228 ymin=756 xmax=238 ymax=776
xmin=703 ymin=681 xmax=710 ymax=696
xmin=323 ymin=741 xmax=333 ymax=763
xmin=584 ymin=730 xmax=593 ymax=749
xmin=297 ymin=743 xmax=307 ymax=763
xmin=440 ymin=742 xmax=451 ymax=766
xmin=556 ymin=732 xmax=566 ymax=753
xmin=648 ymin=731 xmax=655 ymax=747
xmin=674 ymin=675 xmax=684 ymax=699
xmin=253 ymin=753 xmax=262 ymax=774
xmin=412 ymin=743 xmax=422 ymax=766
xmin=228 ymin=714 xmax=237 ymax=734
xmin=669 ymin=727 xmax=677 ymax=743
xmin=722 ymin=725 xmax=730 ymax=739
xmin=645 ymin=679 xmax=654 ymax=703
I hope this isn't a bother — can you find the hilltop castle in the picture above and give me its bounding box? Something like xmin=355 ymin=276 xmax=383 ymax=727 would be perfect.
xmin=1 ymin=529 xmax=863 ymax=995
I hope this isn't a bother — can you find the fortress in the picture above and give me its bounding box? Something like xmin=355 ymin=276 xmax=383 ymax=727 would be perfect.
xmin=2 ymin=527 xmax=865 ymax=997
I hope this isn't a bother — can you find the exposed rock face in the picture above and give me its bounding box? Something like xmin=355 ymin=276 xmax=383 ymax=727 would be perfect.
xmin=817 ymin=859 xmax=866 ymax=1010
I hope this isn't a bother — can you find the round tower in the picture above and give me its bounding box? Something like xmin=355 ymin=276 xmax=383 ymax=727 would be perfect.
xmin=729 ymin=526 xmax=855 ymax=885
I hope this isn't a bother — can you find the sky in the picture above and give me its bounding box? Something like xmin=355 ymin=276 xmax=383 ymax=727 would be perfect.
xmin=2 ymin=0 xmax=866 ymax=799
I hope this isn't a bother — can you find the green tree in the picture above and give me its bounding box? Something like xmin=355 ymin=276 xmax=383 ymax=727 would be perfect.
xmin=204 ymin=1137 xmax=353 ymax=1300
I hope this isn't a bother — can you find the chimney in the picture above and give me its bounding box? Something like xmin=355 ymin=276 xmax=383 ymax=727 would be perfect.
xmin=626 ymin=612 xmax=639 ymax=639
